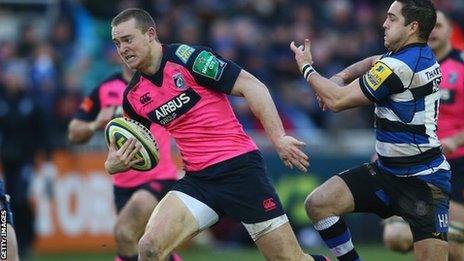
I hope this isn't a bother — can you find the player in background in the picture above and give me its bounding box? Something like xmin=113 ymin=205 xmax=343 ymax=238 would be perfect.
xmin=68 ymin=64 xmax=181 ymax=261
xmin=106 ymin=7 xmax=329 ymax=261
xmin=382 ymin=10 xmax=464 ymax=261
xmin=291 ymin=0 xmax=450 ymax=260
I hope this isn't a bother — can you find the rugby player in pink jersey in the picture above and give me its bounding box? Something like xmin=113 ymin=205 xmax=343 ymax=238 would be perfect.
xmin=68 ymin=64 xmax=181 ymax=261
xmin=382 ymin=11 xmax=464 ymax=260
xmin=106 ymin=7 xmax=329 ymax=261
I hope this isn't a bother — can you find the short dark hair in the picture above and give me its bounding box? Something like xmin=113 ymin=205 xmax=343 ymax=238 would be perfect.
xmin=111 ymin=8 xmax=155 ymax=33
xmin=396 ymin=0 xmax=437 ymax=41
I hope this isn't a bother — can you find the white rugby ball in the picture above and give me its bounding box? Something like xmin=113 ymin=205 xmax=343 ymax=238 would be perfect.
xmin=104 ymin=117 xmax=159 ymax=171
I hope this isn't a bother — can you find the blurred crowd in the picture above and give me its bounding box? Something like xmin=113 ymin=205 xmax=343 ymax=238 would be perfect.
xmin=0 ymin=0 xmax=463 ymax=149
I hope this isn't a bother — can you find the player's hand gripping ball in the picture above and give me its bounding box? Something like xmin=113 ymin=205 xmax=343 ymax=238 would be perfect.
xmin=105 ymin=117 xmax=159 ymax=171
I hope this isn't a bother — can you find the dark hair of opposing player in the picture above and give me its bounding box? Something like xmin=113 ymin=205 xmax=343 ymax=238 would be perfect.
xmin=111 ymin=8 xmax=156 ymax=33
xmin=396 ymin=0 xmax=437 ymax=41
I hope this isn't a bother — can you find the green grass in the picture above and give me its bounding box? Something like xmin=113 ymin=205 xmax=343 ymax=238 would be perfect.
xmin=34 ymin=245 xmax=414 ymax=261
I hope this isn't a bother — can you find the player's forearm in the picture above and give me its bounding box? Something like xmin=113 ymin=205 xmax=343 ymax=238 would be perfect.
xmin=68 ymin=120 xmax=99 ymax=144
xmin=334 ymin=55 xmax=380 ymax=84
xmin=244 ymin=84 xmax=286 ymax=145
xmin=308 ymin=73 xmax=351 ymax=112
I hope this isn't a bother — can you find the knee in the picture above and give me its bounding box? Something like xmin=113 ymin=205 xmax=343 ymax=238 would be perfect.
xmin=138 ymin=233 xmax=166 ymax=260
xmin=114 ymin=222 xmax=137 ymax=246
xmin=383 ymin=227 xmax=412 ymax=253
xmin=304 ymin=189 xmax=327 ymax=221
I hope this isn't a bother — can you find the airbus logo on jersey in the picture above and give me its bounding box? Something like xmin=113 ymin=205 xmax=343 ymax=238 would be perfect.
xmin=147 ymin=88 xmax=201 ymax=126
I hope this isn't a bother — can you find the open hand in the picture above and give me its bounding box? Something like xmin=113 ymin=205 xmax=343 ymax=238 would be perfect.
xmin=290 ymin=39 xmax=313 ymax=71
xmin=274 ymin=135 xmax=309 ymax=172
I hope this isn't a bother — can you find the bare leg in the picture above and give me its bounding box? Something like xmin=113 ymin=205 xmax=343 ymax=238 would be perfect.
xmin=254 ymin=222 xmax=313 ymax=261
xmin=449 ymin=201 xmax=464 ymax=261
xmin=6 ymin=224 xmax=19 ymax=261
xmin=383 ymin=216 xmax=413 ymax=253
xmin=114 ymin=190 xmax=158 ymax=257
xmin=414 ymin=238 xmax=448 ymax=261
xmin=138 ymin=192 xmax=199 ymax=261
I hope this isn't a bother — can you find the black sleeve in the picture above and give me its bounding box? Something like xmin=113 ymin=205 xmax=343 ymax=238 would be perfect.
xmin=74 ymin=86 xmax=101 ymax=121
xmin=172 ymin=44 xmax=242 ymax=94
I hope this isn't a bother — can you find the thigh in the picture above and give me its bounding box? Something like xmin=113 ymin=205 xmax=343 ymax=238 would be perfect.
xmin=338 ymin=163 xmax=394 ymax=218
xmin=7 ymin=224 xmax=18 ymax=261
xmin=413 ymin=238 xmax=448 ymax=261
xmin=116 ymin=189 xmax=158 ymax=237
xmin=143 ymin=191 xmax=201 ymax=253
xmin=450 ymin=200 xmax=464 ymax=225
xmin=255 ymin=222 xmax=306 ymax=261
xmin=391 ymin=177 xmax=449 ymax=242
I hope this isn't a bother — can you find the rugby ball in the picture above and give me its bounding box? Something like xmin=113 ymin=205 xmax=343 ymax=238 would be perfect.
xmin=104 ymin=117 xmax=159 ymax=171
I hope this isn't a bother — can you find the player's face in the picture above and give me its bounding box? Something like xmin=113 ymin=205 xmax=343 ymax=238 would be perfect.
xmin=383 ymin=1 xmax=409 ymax=52
xmin=428 ymin=12 xmax=451 ymax=53
xmin=112 ymin=18 xmax=152 ymax=71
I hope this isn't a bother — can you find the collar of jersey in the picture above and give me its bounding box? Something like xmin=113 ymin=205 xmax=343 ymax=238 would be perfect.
xmin=140 ymin=44 xmax=169 ymax=87
xmin=393 ymin=42 xmax=427 ymax=54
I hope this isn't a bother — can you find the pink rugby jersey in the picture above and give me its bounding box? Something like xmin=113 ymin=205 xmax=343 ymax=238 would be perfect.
xmin=75 ymin=73 xmax=178 ymax=187
xmin=122 ymin=44 xmax=258 ymax=171
xmin=437 ymin=50 xmax=464 ymax=159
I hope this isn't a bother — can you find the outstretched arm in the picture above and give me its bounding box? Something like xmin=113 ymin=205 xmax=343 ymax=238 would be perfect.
xmin=332 ymin=55 xmax=381 ymax=85
xmin=230 ymin=70 xmax=309 ymax=172
xmin=68 ymin=106 xmax=115 ymax=144
xmin=290 ymin=39 xmax=372 ymax=112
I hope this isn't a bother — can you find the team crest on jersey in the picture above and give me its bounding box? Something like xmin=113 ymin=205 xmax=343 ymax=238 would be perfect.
xmin=448 ymin=72 xmax=458 ymax=84
xmin=175 ymin=44 xmax=195 ymax=64
xmin=173 ymin=73 xmax=186 ymax=90
xmin=365 ymin=62 xmax=393 ymax=91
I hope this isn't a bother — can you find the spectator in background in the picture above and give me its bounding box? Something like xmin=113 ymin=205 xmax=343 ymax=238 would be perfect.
xmin=0 ymin=61 xmax=48 ymax=258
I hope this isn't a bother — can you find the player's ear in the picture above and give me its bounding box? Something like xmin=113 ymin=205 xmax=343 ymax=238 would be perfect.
xmin=147 ymin=26 xmax=158 ymax=42
xmin=409 ymin=21 xmax=419 ymax=36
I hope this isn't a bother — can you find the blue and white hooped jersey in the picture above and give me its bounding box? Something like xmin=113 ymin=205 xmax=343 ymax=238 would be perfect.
xmin=359 ymin=43 xmax=450 ymax=179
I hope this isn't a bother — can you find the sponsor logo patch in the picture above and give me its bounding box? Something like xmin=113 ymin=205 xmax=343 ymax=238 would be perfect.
xmin=192 ymin=50 xmax=227 ymax=81
xmin=175 ymin=44 xmax=195 ymax=64
xmin=365 ymin=62 xmax=393 ymax=91
xmin=147 ymin=88 xmax=201 ymax=126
